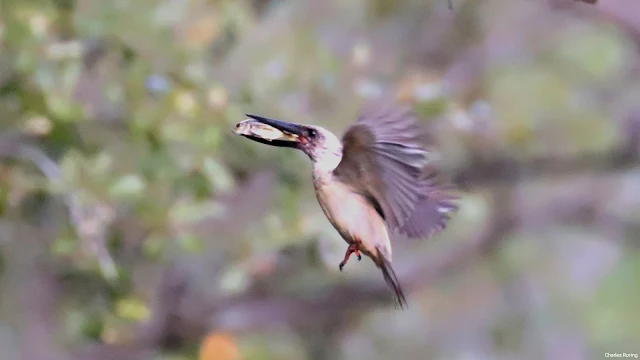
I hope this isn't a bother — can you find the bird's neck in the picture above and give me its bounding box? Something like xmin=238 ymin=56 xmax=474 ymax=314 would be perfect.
xmin=311 ymin=148 xmax=343 ymax=179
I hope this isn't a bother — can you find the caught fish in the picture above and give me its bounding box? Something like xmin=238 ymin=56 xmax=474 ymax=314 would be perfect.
xmin=233 ymin=118 xmax=298 ymax=145
xmin=233 ymin=118 xmax=298 ymax=141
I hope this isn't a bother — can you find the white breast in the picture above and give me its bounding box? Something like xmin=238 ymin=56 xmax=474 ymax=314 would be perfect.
xmin=313 ymin=176 xmax=392 ymax=260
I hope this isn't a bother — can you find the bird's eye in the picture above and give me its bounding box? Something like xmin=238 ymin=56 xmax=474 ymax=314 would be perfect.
xmin=307 ymin=129 xmax=317 ymax=138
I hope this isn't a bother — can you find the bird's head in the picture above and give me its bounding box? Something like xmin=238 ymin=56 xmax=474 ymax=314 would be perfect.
xmin=234 ymin=114 xmax=343 ymax=169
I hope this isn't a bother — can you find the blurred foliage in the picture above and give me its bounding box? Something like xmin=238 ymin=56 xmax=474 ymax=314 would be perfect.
xmin=0 ymin=0 xmax=639 ymax=359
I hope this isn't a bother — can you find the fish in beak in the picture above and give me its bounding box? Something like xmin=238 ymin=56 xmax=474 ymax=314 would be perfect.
xmin=233 ymin=114 xmax=305 ymax=148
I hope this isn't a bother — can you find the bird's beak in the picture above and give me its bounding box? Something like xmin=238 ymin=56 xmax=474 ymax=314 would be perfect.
xmin=233 ymin=114 xmax=304 ymax=148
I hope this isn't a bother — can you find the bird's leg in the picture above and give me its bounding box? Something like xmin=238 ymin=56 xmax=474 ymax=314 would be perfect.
xmin=339 ymin=244 xmax=362 ymax=271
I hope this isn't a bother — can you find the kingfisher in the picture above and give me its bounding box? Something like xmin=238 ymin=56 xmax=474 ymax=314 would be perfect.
xmin=233 ymin=101 xmax=458 ymax=308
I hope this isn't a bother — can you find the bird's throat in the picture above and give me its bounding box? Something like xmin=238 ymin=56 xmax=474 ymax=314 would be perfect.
xmin=311 ymin=148 xmax=343 ymax=176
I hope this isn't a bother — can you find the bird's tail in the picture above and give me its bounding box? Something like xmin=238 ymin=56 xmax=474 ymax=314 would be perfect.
xmin=376 ymin=251 xmax=407 ymax=309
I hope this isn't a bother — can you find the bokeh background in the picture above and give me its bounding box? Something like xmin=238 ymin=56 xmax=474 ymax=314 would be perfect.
xmin=1 ymin=0 xmax=639 ymax=359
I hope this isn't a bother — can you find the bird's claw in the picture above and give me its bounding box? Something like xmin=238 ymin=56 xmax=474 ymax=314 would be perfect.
xmin=340 ymin=244 xmax=361 ymax=271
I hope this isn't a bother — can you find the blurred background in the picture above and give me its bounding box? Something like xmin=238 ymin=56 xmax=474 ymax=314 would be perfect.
xmin=1 ymin=0 xmax=639 ymax=359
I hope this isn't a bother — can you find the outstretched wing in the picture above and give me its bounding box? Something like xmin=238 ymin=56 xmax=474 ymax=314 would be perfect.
xmin=395 ymin=166 xmax=458 ymax=238
xmin=333 ymin=101 xmax=427 ymax=232
xmin=333 ymin=101 xmax=457 ymax=238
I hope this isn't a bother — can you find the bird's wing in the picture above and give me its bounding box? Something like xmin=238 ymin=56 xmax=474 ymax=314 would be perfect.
xmin=333 ymin=101 xmax=429 ymax=233
xmin=333 ymin=101 xmax=458 ymax=238
xmin=395 ymin=166 xmax=458 ymax=238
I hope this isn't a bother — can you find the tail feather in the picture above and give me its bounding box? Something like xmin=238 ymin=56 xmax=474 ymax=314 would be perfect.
xmin=377 ymin=252 xmax=407 ymax=309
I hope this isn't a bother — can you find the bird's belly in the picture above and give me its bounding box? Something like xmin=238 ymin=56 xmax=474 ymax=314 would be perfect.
xmin=314 ymin=182 xmax=389 ymax=257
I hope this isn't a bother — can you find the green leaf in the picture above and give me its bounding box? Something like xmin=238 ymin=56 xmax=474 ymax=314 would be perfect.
xmin=108 ymin=174 xmax=146 ymax=198
xmin=177 ymin=232 xmax=204 ymax=253
xmin=114 ymin=297 xmax=150 ymax=322
xmin=51 ymin=235 xmax=78 ymax=256
xmin=202 ymin=157 xmax=234 ymax=193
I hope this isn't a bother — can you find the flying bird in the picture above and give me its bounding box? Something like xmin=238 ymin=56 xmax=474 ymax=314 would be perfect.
xmin=233 ymin=101 xmax=458 ymax=308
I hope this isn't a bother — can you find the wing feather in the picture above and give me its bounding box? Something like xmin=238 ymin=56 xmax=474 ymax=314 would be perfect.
xmin=333 ymin=101 xmax=428 ymax=231
xmin=333 ymin=100 xmax=457 ymax=238
xmin=396 ymin=168 xmax=459 ymax=238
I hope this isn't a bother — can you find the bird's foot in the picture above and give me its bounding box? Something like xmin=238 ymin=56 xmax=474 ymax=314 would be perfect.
xmin=339 ymin=244 xmax=361 ymax=271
